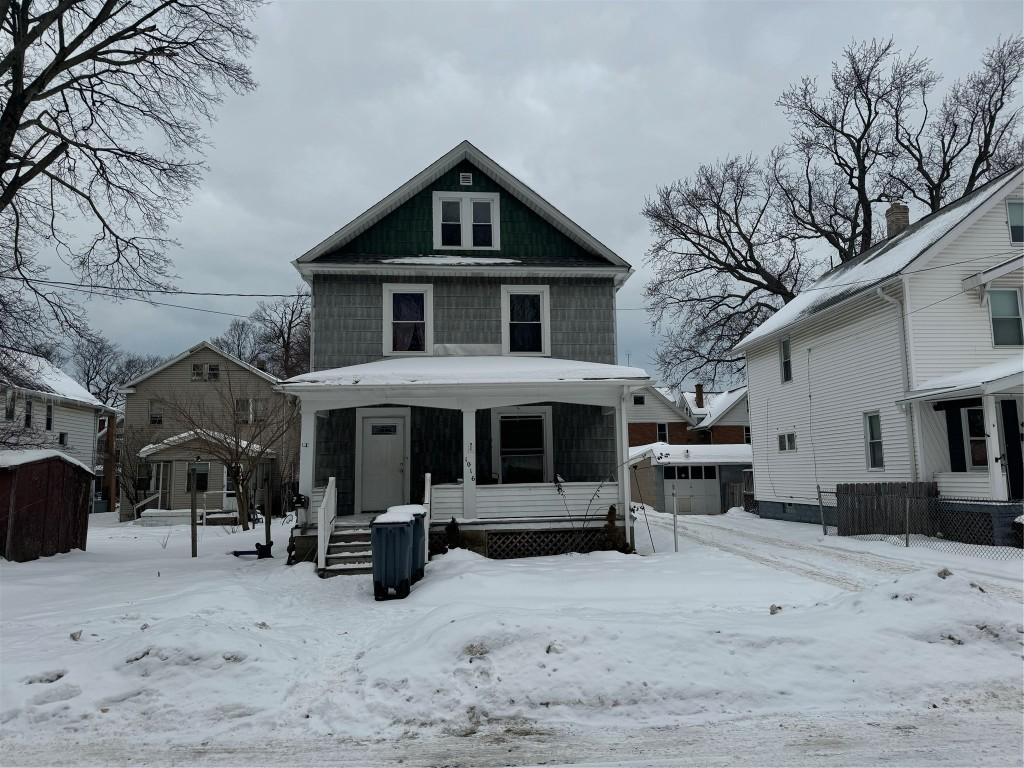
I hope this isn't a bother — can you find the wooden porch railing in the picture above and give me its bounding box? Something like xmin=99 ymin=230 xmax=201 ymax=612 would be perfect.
xmin=316 ymin=476 xmax=337 ymax=571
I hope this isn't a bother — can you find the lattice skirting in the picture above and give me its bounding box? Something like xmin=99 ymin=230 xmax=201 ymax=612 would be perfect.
xmin=430 ymin=526 xmax=622 ymax=559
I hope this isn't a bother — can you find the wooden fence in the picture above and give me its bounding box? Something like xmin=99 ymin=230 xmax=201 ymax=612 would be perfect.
xmin=834 ymin=482 xmax=938 ymax=537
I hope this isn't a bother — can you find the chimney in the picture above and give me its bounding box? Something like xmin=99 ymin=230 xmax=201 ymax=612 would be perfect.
xmin=695 ymin=383 xmax=704 ymax=409
xmin=885 ymin=201 xmax=910 ymax=239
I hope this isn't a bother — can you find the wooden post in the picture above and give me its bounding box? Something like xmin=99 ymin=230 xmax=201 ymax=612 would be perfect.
xmin=817 ymin=484 xmax=826 ymax=536
xmin=298 ymin=405 xmax=316 ymax=527
xmin=904 ymin=495 xmax=911 ymax=548
xmin=190 ymin=463 xmax=198 ymax=559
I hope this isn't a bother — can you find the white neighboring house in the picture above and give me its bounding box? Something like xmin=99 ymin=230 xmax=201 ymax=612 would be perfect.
xmin=1 ymin=353 xmax=108 ymax=472
xmin=693 ymin=386 xmax=749 ymax=443
xmin=734 ymin=167 xmax=1024 ymax=523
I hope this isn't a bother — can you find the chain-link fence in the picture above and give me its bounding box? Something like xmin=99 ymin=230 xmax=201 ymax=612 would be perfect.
xmin=817 ymin=486 xmax=1023 ymax=560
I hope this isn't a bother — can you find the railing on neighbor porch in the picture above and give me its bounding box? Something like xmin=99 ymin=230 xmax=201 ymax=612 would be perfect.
xmin=430 ymin=481 xmax=619 ymax=521
xmin=816 ymin=482 xmax=1022 ymax=559
xmin=133 ymin=492 xmax=160 ymax=518
xmin=316 ymin=476 xmax=337 ymax=570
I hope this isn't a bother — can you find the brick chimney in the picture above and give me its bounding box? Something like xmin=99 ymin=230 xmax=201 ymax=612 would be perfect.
xmin=694 ymin=383 xmax=704 ymax=409
xmin=885 ymin=201 xmax=910 ymax=239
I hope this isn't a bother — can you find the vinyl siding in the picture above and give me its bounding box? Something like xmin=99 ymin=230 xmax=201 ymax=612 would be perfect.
xmin=1 ymin=391 xmax=97 ymax=469
xmin=626 ymin=388 xmax=684 ymax=424
xmin=746 ymin=288 xmax=913 ymax=505
xmin=905 ymin=183 xmax=1024 ymax=386
xmin=711 ymin=398 xmax=750 ymax=427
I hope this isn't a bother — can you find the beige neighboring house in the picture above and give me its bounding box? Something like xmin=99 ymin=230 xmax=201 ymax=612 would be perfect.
xmin=119 ymin=342 xmax=298 ymax=521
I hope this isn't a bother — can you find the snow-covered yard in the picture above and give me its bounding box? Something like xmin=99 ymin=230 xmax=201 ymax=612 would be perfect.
xmin=1 ymin=511 xmax=1022 ymax=767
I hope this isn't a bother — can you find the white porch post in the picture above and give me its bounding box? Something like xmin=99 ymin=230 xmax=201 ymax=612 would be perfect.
xmin=462 ymin=407 xmax=477 ymax=519
xmin=618 ymin=386 xmax=633 ymax=547
xmin=299 ymin=403 xmax=317 ymax=526
xmin=982 ymin=394 xmax=1008 ymax=500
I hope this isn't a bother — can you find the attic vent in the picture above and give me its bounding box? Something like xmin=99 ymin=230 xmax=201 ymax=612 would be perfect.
xmin=459 ymin=172 xmax=473 ymax=186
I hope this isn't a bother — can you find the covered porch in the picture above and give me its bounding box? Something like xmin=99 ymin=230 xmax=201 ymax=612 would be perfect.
xmin=900 ymin=359 xmax=1024 ymax=501
xmin=281 ymin=357 xmax=649 ymax=554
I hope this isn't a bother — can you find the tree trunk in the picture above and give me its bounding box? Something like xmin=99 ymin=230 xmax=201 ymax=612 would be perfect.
xmin=236 ymin=478 xmax=250 ymax=531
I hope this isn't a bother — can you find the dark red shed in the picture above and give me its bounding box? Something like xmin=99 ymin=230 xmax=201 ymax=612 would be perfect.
xmin=0 ymin=450 xmax=93 ymax=562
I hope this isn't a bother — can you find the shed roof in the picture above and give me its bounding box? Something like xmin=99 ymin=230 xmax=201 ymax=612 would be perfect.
xmin=0 ymin=449 xmax=94 ymax=474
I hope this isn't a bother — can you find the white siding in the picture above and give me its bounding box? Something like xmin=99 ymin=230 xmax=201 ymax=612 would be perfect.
xmin=713 ymin=398 xmax=749 ymax=427
xmin=627 ymin=388 xmax=684 ymax=424
xmin=746 ymin=288 xmax=913 ymax=505
xmin=1 ymin=392 xmax=97 ymax=470
xmin=905 ymin=183 xmax=1024 ymax=386
xmin=431 ymin=481 xmax=617 ymax=519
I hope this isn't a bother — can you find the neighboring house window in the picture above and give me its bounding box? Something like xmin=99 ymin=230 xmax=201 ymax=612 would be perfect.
xmin=383 ymin=284 xmax=433 ymax=355
xmin=657 ymin=423 xmax=668 ymax=443
xmin=3 ymin=389 xmax=14 ymax=421
xmin=149 ymin=400 xmax=163 ymax=425
xmin=963 ymin=407 xmax=988 ymax=469
xmin=45 ymin=404 xmax=53 ymax=431
xmin=989 ymin=289 xmax=1023 ymax=346
xmin=633 ymin=394 xmax=645 ymax=406
xmin=779 ymin=338 xmax=792 ymax=382
xmin=191 ymin=363 xmax=203 ymax=381
xmin=1007 ymin=201 xmax=1023 ymax=243
xmin=493 ymin=407 xmax=552 ymax=483
xmin=864 ymin=412 xmax=884 ymax=469
xmin=777 ymin=432 xmax=797 ymax=452
xmin=744 ymin=426 xmax=751 ymax=444
xmin=432 ymin=191 xmax=500 ymax=250
xmin=501 ymin=285 xmax=550 ymax=355
xmin=186 ymin=462 xmax=210 ymax=493
xmin=58 ymin=432 xmax=68 ymax=446
xmin=206 ymin=364 xmax=220 ymax=381
xmin=23 ymin=399 xmax=32 ymax=428
xmin=235 ymin=398 xmax=264 ymax=424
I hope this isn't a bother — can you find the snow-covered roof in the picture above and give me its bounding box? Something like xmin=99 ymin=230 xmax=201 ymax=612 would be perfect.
xmin=1 ymin=352 xmax=103 ymax=409
xmin=628 ymin=442 xmax=753 ymax=465
xmin=381 ymin=256 xmax=522 ymax=266
xmin=899 ymin=358 xmax=1024 ymax=403
xmin=697 ymin=387 xmax=747 ymax=429
xmin=282 ymin=356 xmax=649 ymax=388
xmin=0 ymin=449 xmax=94 ymax=474
xmin=734 ymin=167 xmax=1023 ymax=352
xmin=680 ymin=390 xmax=721 ymax=418
xmin=139 ymin=430 xmax=274 ymax=458
xmin=119 ymin=341 xmax=280 ymax=391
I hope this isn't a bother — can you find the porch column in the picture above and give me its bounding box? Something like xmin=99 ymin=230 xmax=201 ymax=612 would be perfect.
xmin=299 ymin=403 xmax=316 ymax=526
xmin=618 ymin=387 xmax=633 ymax=547
xmin=982 ymin=394 xmax=1008 ymax=500
xmin=462 ymin=408 xmax=477 ymax=519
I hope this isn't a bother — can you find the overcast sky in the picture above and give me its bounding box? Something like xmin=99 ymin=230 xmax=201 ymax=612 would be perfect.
xmin=80 ymin=0 xmax=1022 ymax=380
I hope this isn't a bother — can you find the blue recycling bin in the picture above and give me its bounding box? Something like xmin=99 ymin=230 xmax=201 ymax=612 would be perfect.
xmin=371 ymin=512 xmax=414 ymax=600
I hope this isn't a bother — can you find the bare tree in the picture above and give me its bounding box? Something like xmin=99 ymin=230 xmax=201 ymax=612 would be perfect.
xmin=72 ymin=333 xmax=164 ymax=407
xmin=159 ymin=371 xmax=297 ymax=536
xmin=118 ymin=424 xmax=159 ymax=519
xmin=250 ymin=291 xmax=311 ymax=379
xmin=211 ymin=318 xmax=261 ymax=367
xmin=886 ymin=35 xmax=1024 ymax=212
xmin=643 ymin=156 xmax=814 ymax=386
xmin=1 ymin=0 xmax=260 ymax=378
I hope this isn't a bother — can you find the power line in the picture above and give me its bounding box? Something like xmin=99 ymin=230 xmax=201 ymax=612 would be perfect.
xmin=45 ymin=283 xmax=251 ymax=318
xmin=0 ymin=275 xmax=304 ymax=298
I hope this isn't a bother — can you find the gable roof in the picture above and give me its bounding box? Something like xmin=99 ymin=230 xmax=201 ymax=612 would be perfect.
xmin=2 ymin=352 xmax=104 ymax=409
xmin=294 ymin=140 xmax=630 ymax=271
xmin=696 ymin=386 xmax=747 ymax=429
xmin=734 ymin=167 xmax=1023 ymax=352
xmin=119 ymin=341 xmax=280 ymax=391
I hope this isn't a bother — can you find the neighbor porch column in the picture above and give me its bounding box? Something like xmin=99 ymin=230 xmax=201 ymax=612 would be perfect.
xmin=462 ymin=408 xmax=477 ymax=519
xmin=299 ymin=402 xmax=317 ymax=526
xmin=982 ymin=394 xmax=1008 ymax=500
xmin=618 ymin=387 xmax=633 ymax=547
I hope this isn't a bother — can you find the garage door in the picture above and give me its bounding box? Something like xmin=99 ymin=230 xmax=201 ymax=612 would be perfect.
xmin=663 ymin=465 xmax=721 ymax=515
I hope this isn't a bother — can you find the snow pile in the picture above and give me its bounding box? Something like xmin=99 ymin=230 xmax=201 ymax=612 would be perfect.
xmin=375 ymin=505 xmax=422 ymax=523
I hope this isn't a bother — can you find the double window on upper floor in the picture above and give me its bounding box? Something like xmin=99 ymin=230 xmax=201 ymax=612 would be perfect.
xmin=191 ymin=363 xmax=220 ymax=381
xmin=382 ymin=282 xmax=551 ymax=357
xmin=432 ymin=192 xmax=500 ymax=250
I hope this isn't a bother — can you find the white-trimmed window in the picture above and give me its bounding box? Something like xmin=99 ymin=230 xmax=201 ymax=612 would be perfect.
xmin=23 ymin=398 xmax=32 ymax=428
xmin=864 ymin=412 xmax=884 ymax=469
xmin=777 ymin=432 xmax=797 ymax=452
xmin=191 ymin=363 xmax=203 ymax=381
xmin=744 ymin=426 xmax=751 ymax=444
xmin=235 ymin=398 xmax=264 ymax=424
xmin=206 ymin=364 xmax=220 ymax=381
xmin=432 ymin=191 xmax=500 ymax=250
xmin=492 ymin=406 xmax=553 ymax=483
xmin=657 ymin=423 xmax=668 ymax=443
xmin=4 ymin=389 xmax=14 ymax=421
xmin=45 ymin=403 xmax=53 ymax=431
xmin=1007 ymin=201 xmax=1023 ymax=243
xmin=633 ymin=394 xmax=645 ymax=406
xmin=186 ymin=461 xmax=210 ymax=493
xmin=149 ymin=399 xmax=163 ymax=426
xmin=383 ymin=284 xmax=433 ymax=355
xmin=779 ymin=338 xmax=792 ymax=382
xmin=989 ymin=289 xmax=1023 ymax=346
xmin=58 ymin=432 xmax=68 ymax=446
xmin=963 ymin=407 xmax=988 ymax=469
xmin=501 ymin=285 xmax=550 ymax=355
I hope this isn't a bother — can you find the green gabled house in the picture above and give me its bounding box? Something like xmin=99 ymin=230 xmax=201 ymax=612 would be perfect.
xmin=281 ymin=140 xmax=649 ymax=575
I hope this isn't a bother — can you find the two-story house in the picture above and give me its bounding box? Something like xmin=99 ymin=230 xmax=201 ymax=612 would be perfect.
xmin=734 ymin=167 xmax=1023 ymax=526
xmin=119 ymin=341 xmax=297 ymax=520
xmin=281 ymin=141 xmax=649 ymax=568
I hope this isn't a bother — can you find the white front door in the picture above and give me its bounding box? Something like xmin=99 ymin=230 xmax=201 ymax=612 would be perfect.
xmin=360 ymin=417 xmax=406 ymax=512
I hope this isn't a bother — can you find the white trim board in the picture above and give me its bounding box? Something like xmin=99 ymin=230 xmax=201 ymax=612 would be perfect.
xmin=353 ymin=407 xmax=411 ymax=514
xmin=500 ymin=284 xmax=551 ymax=356
xmin=432 ymin=191 xmax=501 ymax=251
xmin=382 ymin=283 xmax=434 ymax=357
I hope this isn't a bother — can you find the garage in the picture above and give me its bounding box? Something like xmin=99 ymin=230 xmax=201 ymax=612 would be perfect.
xmin=663 ymin=465 xmax=721 ymax=515
xmin=628 ymin=442 xmax=754 ymax=518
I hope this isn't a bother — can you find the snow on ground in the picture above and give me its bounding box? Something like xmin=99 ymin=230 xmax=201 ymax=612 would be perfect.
xmin=1 ymin=511 xmax=1022 ymax=767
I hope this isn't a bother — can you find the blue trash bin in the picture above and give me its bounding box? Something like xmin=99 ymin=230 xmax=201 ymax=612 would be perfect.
xmin=371 ymin=511 xmax=414 ymax=600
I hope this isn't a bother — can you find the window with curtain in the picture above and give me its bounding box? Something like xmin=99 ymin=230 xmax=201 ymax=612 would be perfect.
xmin=509 ymin=293 xmax=543 ymax=352
xmin=392 ymin=292 xmax=426 ymax=352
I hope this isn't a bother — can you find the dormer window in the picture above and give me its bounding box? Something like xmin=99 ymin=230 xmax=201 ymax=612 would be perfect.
xmin=432 ymin=192 xmax=500 ymax=250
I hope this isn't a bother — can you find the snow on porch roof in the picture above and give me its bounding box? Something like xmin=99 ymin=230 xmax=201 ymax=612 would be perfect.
xmin=139 ymin=430 xmax=274 ymax=458
xmin=897 ymin=357 xmax=1024 ymax=403
xmin=628 ymin=442 xmax=753 ymax=466
xmin=282 ymin=356 xmax=650 ymax=388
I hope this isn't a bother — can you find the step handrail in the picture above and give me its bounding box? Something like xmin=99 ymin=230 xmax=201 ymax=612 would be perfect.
xmin=133 ymin=492 xmax=160 ymax=517
xmin=317 ymin=477 xmax=337 ymax=571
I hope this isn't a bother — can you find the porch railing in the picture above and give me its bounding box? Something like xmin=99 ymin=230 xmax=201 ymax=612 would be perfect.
xmin=422 ymin=472 xmax=431 ymax=564
xmin=316 ymin=476 xmax=337 ymax=571
xmin=431 ymin=481 xmax=619 ymax=521
xmin=133 ymin=492 xmax=160 ymax=518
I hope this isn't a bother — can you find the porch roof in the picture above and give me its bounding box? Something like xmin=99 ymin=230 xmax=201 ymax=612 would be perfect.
xmin=281 ymin=356 xmax=649 ymax=390
xmin=898 ymin=358 xmax=1024 ymax=404
xmin=139 ymin=430 xmax=275 ymax=459
xmin=628 ymin=441 xmax=753 ymax=466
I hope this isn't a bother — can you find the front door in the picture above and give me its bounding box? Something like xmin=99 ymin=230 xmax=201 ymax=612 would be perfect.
xmin=1000 ymin=399 xmax=1023 ymax=500
xmin=360 ymin=417 xmax=406 ymax=512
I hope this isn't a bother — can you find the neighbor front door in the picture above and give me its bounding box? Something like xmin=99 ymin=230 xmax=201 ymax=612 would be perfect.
xmin=360 ymin=417 xmax=406 ymax=512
